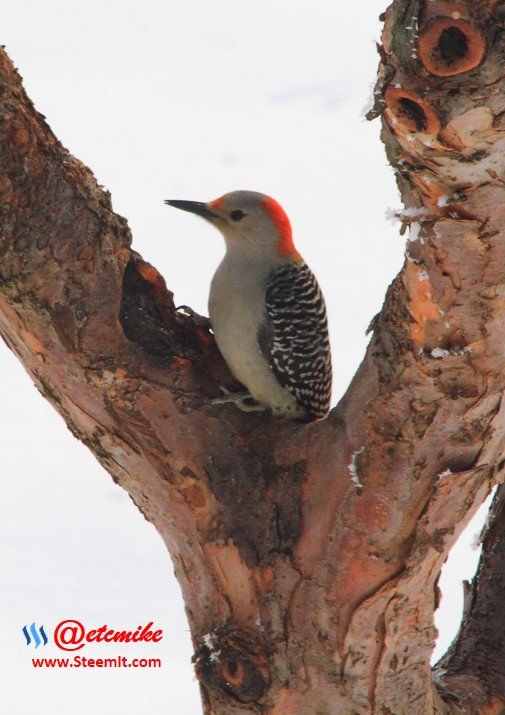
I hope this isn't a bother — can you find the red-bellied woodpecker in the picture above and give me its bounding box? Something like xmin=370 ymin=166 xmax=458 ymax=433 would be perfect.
xmin=165 ymin=190 xmax=332 ymax=421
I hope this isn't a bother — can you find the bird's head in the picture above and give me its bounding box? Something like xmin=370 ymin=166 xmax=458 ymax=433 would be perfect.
xmin=165 ymin=190 xmax=301 ymax=262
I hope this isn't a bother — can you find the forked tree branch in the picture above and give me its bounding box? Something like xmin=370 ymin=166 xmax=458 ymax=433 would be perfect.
xmin=2 ymin=1 xmax=505 ymax=711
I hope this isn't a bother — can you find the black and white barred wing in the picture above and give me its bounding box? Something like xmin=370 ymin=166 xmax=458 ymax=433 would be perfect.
xmin=259 ymin=262 xmax=332 ymax=419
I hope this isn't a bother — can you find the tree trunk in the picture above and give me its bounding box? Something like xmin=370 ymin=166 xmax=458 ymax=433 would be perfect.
xmin=2 ymin=1 xmax=505 ymax=712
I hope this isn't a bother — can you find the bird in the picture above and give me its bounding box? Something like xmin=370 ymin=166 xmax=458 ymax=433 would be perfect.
xmin=165 ymin=190 xmax=332 ymax=421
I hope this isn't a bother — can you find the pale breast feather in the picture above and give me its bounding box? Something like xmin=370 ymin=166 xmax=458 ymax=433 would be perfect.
xmin=258 ymin=262 xmax=332 ymax=419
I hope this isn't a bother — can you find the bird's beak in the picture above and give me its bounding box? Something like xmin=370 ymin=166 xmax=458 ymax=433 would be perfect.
xmin=165 ymin=199 xmax=221 ymax=222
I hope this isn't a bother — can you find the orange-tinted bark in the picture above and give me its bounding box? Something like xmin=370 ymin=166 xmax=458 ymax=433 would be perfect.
xmin=2 ymin=1 xmax=505 ymax=711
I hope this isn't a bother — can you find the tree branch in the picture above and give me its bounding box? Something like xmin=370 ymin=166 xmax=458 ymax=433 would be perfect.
xmin=2 ymin=0 xmax=505 ymax=710
xmin=435 ymin=484 xmax=505 ymax=711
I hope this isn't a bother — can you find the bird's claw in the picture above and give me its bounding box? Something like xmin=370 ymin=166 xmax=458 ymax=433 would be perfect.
xmin=212 ymin=387 xmax=267 ymax=412
xmin=176 ymin=305 xmax=211 ymax=329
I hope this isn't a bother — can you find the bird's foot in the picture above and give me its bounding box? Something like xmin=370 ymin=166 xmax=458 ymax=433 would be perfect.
xmin=212 ymin=387 xmax=267 ymax=413
xmin=176 ymin=305 xmax=211 ymax=329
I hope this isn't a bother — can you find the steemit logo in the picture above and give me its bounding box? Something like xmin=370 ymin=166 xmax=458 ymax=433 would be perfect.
xmin=22 ymin=623 xmax=48 ymax=648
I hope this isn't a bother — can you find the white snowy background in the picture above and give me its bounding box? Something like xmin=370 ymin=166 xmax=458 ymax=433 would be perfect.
xmin=0 ymin=1 xmax=493 ymax=713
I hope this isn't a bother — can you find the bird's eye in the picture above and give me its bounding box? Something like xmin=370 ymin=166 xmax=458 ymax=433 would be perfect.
xmin=229 ymin=209 xmax=246 ymax=222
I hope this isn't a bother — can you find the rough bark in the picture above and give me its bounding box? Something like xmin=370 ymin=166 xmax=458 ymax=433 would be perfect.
xmin=435 ymin=484 xmax=505 ymax=712
xmin=2 ymin=0 xmax=505 ymax=712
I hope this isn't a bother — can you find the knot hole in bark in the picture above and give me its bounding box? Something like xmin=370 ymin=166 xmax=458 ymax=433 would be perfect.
xmin=384 ymin=87 xmax=440 ymax=135
xmin=120 ymin=256 xmax=176 ymax=359
xmin=397 ymin=98 xmax=427 ymax=132
xmin=120 ymin=254 xmax=216 ymax=365
xmin=194 ymin=628 xmax=270 ymax=704
xmin=418 ymin=18 xmax=486 ymax=76
xmin=439 ymin=26 xmax=468 ymax=64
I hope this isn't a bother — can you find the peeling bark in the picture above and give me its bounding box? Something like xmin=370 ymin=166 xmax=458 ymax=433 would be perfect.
xmin=2 ymin=0 xmax=505 ymax=712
